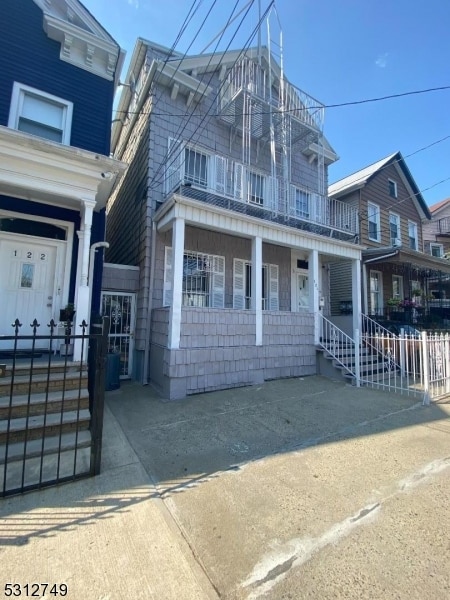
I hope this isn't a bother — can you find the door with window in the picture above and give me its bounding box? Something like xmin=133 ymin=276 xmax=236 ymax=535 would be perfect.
xmin=0 ymin=236 xmax=64 ymax=349
xmin=369 ymin=270 xmax=383 ymax=316
xmin=296 ymin=272 xmax=309 ymax=310
xmin=101 ymin=292 xmax=136 ymax=379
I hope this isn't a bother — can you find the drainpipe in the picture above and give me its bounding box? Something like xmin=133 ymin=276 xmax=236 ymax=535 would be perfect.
xmin=88 ymin=241 xmax=110 ymax=322
xmin=143 ymin=221 xmax=157 ymax=385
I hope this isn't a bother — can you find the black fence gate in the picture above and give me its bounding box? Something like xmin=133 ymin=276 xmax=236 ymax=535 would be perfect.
xmin=0 ymin=317 xmax=109 ymax=497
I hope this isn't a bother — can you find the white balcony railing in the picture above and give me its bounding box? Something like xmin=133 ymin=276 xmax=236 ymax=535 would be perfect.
xmin=165 ymin=145 xmax=359 ymax=236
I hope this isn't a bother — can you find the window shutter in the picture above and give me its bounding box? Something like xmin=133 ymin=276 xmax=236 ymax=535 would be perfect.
xmin=163 ymin=246 xmax=173 ymax=306
xmin=267 ymin=175 xmax=279 ymax=211
xmin=233 ymin=258 xmax=245 ymax=309
xmin=234 ymin=162 xmax=244 ymax=200
xmin=214 ymin=155 xmax=227 ymax=195
xmin=211 ymin=256 xmax=225 ymax=308
xmin=268 ymin=264 xmax=279 ymax=311
xmin=165 ymin=138 xmax=184 ymax=194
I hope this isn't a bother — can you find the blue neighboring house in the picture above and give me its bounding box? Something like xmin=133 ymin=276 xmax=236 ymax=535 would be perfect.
xmin=0 ymin=0 xmax=126 ymax=358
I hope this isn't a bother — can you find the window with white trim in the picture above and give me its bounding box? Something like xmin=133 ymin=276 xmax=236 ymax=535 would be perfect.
xmin=233 ymin=259 xmax=279 ymax=310
xmin=368 ymin=202 xmax=381 ymax=242
xmin=184 ymin=147 xmax=209 ymax=188
xmin=430 ymin=243 xmax=443 ymax=258
xmin=8 ymin=82 xmax=73 ymax=144
xmin=247 ymin=170 xmax=265 ymax=205
xmin=294 ymin=188 xmax=310 ymax=218
xmin=408 ymin=221 xmax=418 ymax=250
xmin=392 ymin=275 xmax=403 ymax=300
xmin=389 ymin=213 xmax=401 ymax=245
xmin=388 ymin=179 xmax=398 ymax=198
xmin=163 ymin=248 xmax=224 ymax=308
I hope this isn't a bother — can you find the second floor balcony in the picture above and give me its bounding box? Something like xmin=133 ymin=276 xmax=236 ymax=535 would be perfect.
xmin=164 ymin=144 xmax=359 ymax=241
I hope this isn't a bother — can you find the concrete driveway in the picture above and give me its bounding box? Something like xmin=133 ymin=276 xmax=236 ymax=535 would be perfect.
xmin=107 ymin=376 xmax=450 ymax=600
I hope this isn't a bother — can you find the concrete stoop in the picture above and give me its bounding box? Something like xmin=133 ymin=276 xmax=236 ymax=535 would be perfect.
xmin=317 ymin=343 xmax=393 ymax=384
xmin=0 ymin=360 xmax=91 ymax=493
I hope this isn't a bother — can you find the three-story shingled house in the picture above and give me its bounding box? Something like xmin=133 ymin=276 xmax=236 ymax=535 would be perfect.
xmin=106 ymin=33 xmax=363 ymax=399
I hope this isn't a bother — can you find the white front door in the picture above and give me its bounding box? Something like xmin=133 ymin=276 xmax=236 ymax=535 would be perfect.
xmin=296 ymin=272 xmax=309 ymax=310
xmin=0 ymin=236 xmax=63 ymax=348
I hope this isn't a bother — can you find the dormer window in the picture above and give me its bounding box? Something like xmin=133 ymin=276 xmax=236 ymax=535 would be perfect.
xmin=388 ymin=179 xmax=398 ymax=198
xmin=8 ymin=83 xmax=73 ymax=145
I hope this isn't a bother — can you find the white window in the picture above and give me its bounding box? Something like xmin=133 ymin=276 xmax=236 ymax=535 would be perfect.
xmin=247 ymin=171 xmax=265 ymax=205
xmin=392 ymin=275 xmax=403 ymax=300
xmin=233 ymin=259 xmax=279 ymax=310
xmin=369 ymin=270 xmax=383 ymax=315
xmin=388 ymin=179 xmax=398 ymax=198
xmin=163 ymin=248 xmax=224 ymax=308
xmin=408 ymin=221 xmax=418 ymax=250
xmin=8 ymin=82 xmax=73 ymax=144
xmin=430 ymin=243 xmax=443 ymax=258
xmin=294 ymin=188 xmax=310 ymax=218
xmin=368 ymin=202 xmax=381 ymax=242
xmin=184 ymin=147 xmax=208 ymax=188
xmin=389 ymin=213 xmax=401 ymax=245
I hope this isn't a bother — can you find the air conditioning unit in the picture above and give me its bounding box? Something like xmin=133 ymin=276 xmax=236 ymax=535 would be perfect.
xmin=392 ymin=237 xmax=402 ymax=247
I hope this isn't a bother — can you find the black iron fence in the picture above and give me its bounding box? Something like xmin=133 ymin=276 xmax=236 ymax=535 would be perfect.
xmin=0 ymin=317 xmax=109 ymax=497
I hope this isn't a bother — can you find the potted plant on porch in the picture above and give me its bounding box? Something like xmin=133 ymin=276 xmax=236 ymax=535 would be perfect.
xmin=59 ymin=303 xmax=76 ymax=356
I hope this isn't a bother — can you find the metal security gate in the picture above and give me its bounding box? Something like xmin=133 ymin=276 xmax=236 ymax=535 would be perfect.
xmin=1 ymin=318 xmax=108 ymax=497
xmin=101 ymin=292 xmax=136 ymax=379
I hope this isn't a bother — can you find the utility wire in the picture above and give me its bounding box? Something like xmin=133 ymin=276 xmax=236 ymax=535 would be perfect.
xmin=113 ymin=83 xmax=450 ymax=119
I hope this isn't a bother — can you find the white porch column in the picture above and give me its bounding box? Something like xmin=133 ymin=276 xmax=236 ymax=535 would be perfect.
xmin=362 ymin=261 xmax=369 ymax=314
xmin=74 ymin=200 xmax=95 ymax=361
xmin=352 ymin=258 xmax=362 ymax=334
xmin=168 ymin=217 xmax=185 ymax=350
xmin=309 ymin=250 xmax=320 ymax=344
xmin=251 ymin=236 xmax=263 ymax=345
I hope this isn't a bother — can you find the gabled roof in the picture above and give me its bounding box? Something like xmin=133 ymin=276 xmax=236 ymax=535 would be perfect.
xmin=429 ymin=198 xmax=450 ymax=215
xmin=32 ymin=0 xmax=124 ymax=85
xmin=329 ymin=151 xmax=431 ymax=220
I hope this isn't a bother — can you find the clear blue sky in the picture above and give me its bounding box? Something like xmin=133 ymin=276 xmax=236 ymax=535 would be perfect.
xmin=82 ymin=0 xmax=450 ymax=206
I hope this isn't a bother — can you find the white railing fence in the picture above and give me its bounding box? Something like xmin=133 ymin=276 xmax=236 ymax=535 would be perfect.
xmin=319 ymin=314 xmax=450 ymax=404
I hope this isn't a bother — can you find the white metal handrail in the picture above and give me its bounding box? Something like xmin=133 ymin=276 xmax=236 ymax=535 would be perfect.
xmin=319 ymin=314 xmax=360 ymax=386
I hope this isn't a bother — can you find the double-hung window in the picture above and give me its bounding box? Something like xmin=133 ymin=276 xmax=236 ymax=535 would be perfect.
xmin=368 ymin=202 xmax=381 ymax=242
xmin=430 ymin=243 xmax=443 ymax=258
xmin=389 ymin=213 xmax=401 ymax=246
xmin=8 ymin=82 xmax=73 ymax=144
xmin=408 ymin=221 xmax=418 ymax=250
xmin=163 ymin=248 xmax=224 ymax=308
xmin=294 ymin=188 xmax=310 ymax=218
xmin=233 ymin=259 xmax=279 ymax=310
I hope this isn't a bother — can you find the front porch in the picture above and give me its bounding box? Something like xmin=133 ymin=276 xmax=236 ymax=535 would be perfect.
xmin=148 ymin=195 xmax=362 ymax=399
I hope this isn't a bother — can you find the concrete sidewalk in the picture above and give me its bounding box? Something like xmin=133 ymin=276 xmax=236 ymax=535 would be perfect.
xmin=1 ymin=375 xmax=449 ymax=599
xmin=0 ymin=402 xmax=217 ymax=600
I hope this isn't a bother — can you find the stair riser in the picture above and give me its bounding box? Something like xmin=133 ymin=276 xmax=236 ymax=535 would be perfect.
xmin=0 ymin=378 xmax=87 ymax=398
xmin=0 ymin=420 xmax=90 ymax=445
xmin=3 ymin=366 xmax=82 ymax=379
xmin=0 ymin=398 xmax=89 ymax=420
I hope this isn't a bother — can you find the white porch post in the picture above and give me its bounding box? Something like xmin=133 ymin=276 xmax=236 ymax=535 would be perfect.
xmin=74 ymin=200 xmax=94 ymax=361
xmin=309 ymin=250 xmax=320 ymax=344
xmin=362 ymin=261 xmax=368 ymax=314
xmin=251 ymin=236 xmax=263 ymax=345
xmin=168 ymin=217 xmax=185 ymax=350
xmin=352 ymin=258 xmax=362 ymax=334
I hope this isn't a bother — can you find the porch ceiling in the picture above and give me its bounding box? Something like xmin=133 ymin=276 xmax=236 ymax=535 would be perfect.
xmin=155 ymin=194 xmax=363 ymax=260
xmin=0 ymin=126 xmax=126 ymax=211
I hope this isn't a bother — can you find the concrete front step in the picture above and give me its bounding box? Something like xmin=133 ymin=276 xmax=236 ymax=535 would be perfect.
xmin=0 ymin=388 xmax=89 ymax=420
xmin=1 ymin=443 xmax=91 ymax=494
xmin=0 ymin=371 xmax=88 ymax=397
xmin=0 ymin=360 xmax=83 ymax=379
xmin=0 ymin=409 xmax=90 ymax=444
xmin=0 ymin=429 xmax=91 ymax=464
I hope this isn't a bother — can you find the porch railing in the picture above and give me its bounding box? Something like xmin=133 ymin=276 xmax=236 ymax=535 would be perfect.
xmin=319 ymin=314 xmax=360 ymax=385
